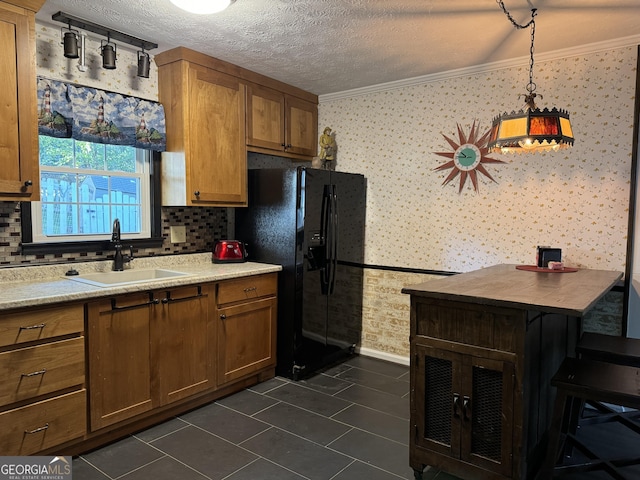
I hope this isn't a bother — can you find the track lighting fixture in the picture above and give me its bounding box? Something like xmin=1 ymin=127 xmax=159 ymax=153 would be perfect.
xmin=52 ymin=11 xmax=157 ymax=77
xmin=137 ymin=49 xmax=150 ymax=78
xmin=61 ymin=25 xmax=79 ymax=59
xmin=101 ymin=37 xmax=117 ymax=70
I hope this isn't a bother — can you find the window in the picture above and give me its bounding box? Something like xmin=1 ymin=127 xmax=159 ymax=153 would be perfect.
xmin=31 ymin=136 xmax=151 ymax=243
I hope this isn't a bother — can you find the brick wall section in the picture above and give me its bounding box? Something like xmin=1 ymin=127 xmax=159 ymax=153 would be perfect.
xmin=361 ymin=269 xmax=442 ymax=357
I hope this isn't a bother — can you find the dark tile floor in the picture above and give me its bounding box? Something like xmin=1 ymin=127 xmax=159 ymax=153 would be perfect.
xmin=73 ymin=355 xmax=461 ymax=480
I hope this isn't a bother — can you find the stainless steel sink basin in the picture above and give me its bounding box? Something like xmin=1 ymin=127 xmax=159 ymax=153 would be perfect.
xmin=65 ymin=268 xmax=191 ymax=287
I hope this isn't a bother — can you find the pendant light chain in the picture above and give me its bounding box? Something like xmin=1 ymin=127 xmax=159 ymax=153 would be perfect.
xmin=496 ymin=1 xmax=538 ymax=106
xmin=526 ymin=14 xmax=536 ymax=97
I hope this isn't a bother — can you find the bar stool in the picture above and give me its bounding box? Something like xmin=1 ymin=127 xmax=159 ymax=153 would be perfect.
xmin=542 ymin=356 xmax=640 ymax=479
xmin=577 ymin=332 xmax=640 ymax=367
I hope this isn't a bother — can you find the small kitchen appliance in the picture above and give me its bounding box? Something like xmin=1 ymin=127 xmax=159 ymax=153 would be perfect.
xmin=212 ymin=240 xmax=247 ymax=263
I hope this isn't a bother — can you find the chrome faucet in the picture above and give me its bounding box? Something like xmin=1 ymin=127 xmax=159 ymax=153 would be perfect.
xmin=111 ymin=218 xmax=133 ymax=271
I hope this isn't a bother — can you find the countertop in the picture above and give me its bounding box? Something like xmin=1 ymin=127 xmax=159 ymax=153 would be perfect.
xmin=0 ymin=253 xmax=281 ymax=310
xmin=401 ymin=263 xmax=623 ymax=317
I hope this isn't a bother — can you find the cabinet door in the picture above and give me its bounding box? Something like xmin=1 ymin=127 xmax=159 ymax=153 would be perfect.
xmin=217 ymin=296 xmax=277 ymax=385
xmin=153 ymin=285 xmax=214 ymax=405
xmin=0 ymin=5 xmax=38 ymax=201
xmin=88 ymin=293 xmax=154 ymax=430
xmin=412 ymin=342 xmax=514 ymax=477
xmin=413 ymin=343 xmax=462 ymax=458
xmin=246 ymin=84 xmax=285 ymax=151
xmin=285 ymin=95 xmax=318 ymax=157
xmin=460 ymin=356 xmax=514 ymax=477
xmin=187 ymin=65 xmax=247 ymax=205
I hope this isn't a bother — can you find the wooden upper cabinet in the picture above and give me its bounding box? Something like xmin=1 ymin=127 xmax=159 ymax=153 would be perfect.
xmin=0 ymin=1 xmax=40 ymax=201
xmin=156 ymin=55 xmax=247 ymax=207
xmin=246 ymin=84 xmax=318 ymax=160
xmin=285 ymin=95 xmax=318 ymax=158
xmin=246 ymin=84 xmax=285 ymax=152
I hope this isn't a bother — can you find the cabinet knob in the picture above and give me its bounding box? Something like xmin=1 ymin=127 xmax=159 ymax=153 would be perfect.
xmin=161 ymin=298 xmax=169 ymax=304
xmin=24 ymin=180 xmax=33 ymax=187
xmin=194 ymin=190 xmax=200 ymax=197
xmin=220 ymin=314 xmax=226 ymax=320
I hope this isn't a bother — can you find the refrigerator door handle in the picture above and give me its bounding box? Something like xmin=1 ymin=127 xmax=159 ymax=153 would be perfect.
xmin=320 ymin=185 xmax=331 ymax=294
xmin=329 ymin=185 xmax=338 ymax=294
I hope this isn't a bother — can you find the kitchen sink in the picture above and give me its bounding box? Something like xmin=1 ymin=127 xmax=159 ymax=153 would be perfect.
xmin=65 ymin=268 xmax=192 ymax=287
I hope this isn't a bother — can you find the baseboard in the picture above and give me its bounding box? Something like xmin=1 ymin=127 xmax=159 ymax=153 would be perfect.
xmin=356 ymin=346 xmax=410 ymax=366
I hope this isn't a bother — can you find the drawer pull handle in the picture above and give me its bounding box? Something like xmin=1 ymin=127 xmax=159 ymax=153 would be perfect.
xmin=25 ymin=423 xmax=49 ymax=434
xmin=244 ymin=286 xmax=257 ymax=294
xmin=20 ymin=323 xmax=46 ymax=330
xmin=22 ymin=369 xmax=47 ymax=378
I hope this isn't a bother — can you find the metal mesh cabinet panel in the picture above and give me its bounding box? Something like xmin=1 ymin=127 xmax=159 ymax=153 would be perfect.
xmin=424 ymin=356 xmax=452 ymax=446
xmin=471 ymin=365 xmax=503 ymax=462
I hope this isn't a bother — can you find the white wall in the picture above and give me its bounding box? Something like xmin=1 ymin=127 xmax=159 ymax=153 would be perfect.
xmin=319 ymin=46 xmax=637 ymax=274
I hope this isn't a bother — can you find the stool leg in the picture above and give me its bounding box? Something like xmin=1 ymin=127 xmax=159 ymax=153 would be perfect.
xmin=541 ymin=389 xmax=570 ymax=478
xmin=561 ymin=397 xmax=584 ymax=459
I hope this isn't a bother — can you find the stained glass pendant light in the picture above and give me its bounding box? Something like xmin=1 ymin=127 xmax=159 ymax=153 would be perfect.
xmin=488 ymin=3 xmax=574 ymax=154
xmin=169 ymin=0 xmax=235 ymax=14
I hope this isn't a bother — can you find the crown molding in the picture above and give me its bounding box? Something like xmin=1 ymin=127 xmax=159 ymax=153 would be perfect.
xmin=319 ymin=35 xmax=640 ymax=103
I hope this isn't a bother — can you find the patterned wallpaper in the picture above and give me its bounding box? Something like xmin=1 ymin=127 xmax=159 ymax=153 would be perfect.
xmin=36 ymin=23 xmax=158 ymax=100
xmin=319 ymin=46 xmax=637 ymax=274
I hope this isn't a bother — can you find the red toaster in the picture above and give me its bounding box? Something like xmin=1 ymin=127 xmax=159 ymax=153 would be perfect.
xmin=213 ymin=240 xmax=248 ymax=263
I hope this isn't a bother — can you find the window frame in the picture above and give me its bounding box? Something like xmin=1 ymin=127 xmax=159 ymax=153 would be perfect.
xmin=21 ymin=149 xmax=163 ymax=255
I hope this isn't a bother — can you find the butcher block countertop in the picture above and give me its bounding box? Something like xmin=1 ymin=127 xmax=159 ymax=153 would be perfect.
xmin=402 ymin=264 xmax=623 ymax=317
xmin=0 ymin=253 xmax=281 ymax=310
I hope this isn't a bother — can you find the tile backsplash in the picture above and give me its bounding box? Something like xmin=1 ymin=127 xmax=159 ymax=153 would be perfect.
xmin=0 ymin=202 xmax=226 ymax=267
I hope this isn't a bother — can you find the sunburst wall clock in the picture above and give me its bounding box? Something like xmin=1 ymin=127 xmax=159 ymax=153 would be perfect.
xmin=434 ymin=121 xmax=505 ymax=193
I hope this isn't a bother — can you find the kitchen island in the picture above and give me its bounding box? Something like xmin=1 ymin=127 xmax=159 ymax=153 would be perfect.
xmin=402 ymin=264 xmax=622 ymax=480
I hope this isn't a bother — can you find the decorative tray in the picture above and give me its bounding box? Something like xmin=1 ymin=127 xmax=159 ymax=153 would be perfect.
xmin=516 ymin=265 xmax=578 ymax=273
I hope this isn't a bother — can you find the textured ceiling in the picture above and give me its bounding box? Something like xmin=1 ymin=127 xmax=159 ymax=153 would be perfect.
xmin=36 ymin=0 xmax=640 ymax=95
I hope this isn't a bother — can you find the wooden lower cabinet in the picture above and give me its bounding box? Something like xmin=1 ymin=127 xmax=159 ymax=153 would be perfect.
xmin=88 ymin=286 xmax=213 ymax=430
xmin=216 ymin=274 xmax=278 ymax=385
xmin=0 ymin=390 xmax=86 ymax=455
xmin=412 ymin=341 xmax=514 ymax=478
xmin=0 ymin=302 xmax=86 ymax=455
xmin=153 ymin=285 xmax=214 ymax=404
xmin=88 ymin=292 xmax=155 ymax=430
xmin=0 ymin=337 xmax=85 ymax=406
xmin=0 ymin=273 xmax=278 ymax=455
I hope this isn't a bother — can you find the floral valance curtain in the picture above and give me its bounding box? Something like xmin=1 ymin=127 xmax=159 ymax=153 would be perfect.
xmin=37 ymin=77 xmax=166 ymax=151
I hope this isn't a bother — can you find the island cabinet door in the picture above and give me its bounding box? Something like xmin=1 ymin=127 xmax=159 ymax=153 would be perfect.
xmin=413 ymin=344 xmax=463 ymax=458
xmin=459 ymin=356 xmax=514 ymax=477
xmin=412 ymin=342 xmax=514 ymax=477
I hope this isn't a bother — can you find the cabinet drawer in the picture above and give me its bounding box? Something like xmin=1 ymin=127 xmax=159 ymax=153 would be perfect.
xmin=0 ymin=303 xmax=84 ymax=347
xmin=0 ymin=389 xmax=86 ymax=455
xmin=217 ymin=273 xmax=277 ymax=305
xmin=0 ymin=337 xmax=85 ymax=407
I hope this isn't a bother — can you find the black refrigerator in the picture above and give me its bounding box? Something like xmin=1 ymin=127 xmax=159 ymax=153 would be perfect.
xmin=235 ymin=167 xmax=366 ymax=379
